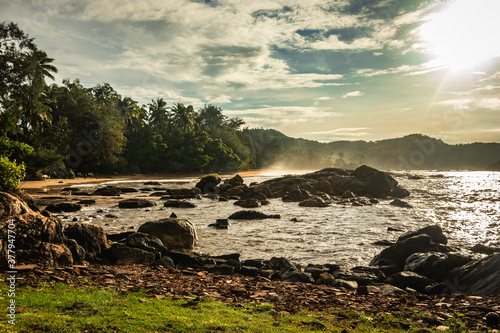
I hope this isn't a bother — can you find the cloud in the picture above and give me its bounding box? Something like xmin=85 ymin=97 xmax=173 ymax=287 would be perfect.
xmin=342 ymin=91 xmax=364 ymax=98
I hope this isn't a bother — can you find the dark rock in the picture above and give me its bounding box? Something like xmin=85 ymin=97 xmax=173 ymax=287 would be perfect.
xmin=448 ymin=253 xmax=500 ymax=294
xmin=388 ymin=227 xmax=403 ymax=232
xmin=228 ymin=210 xmax=280 ymax=220
xmin=196 ymin=174 xmax=221 ymax=193
xmin=333 ymin=279 xmax=358 ymax=290
xmin=162 ymin=188 xmax=202 ymax=200
xmin=391 ymin=185 xmax=410 ymax=198
xmin=39 ymin=243 xmax=73 ymax=267
xmin=424 ymin=282 xmax=450 ymax=295
xmin=265 ymin=257 xmax=295 ymax=271
xmin=105 ymin=243 xmax=156 ymax=265
xmin=92 ymin=186 xmax=121 ymax=196
xmin=166 ymin=250 xmax=203 ymax=268
xmin=234 ymin=198 xmax=260 ymax=208
xmin=138 ymin=218 xmax=197 ymax=250
xmin=370 ymin=234 xmax=436 ymax=269
xmin=118 ymin=199 xmax=156 ymax=209
xmin=334 ymin=270 xmax=380 ymax=285
xmin=404 ymin=252 xmax=472 ymax=281
xmin=353 ymin=165 xmax=400 ymax=198
xmin=486 ymin=312 xmax=500 ymax=328
xmin=170 ymin=212 xmax=177 ymax=218
xmin=210 ymin=263 xmax=235 ymax=275
xmin=398 ymin=224 xmax=447 ymax=245
xmin=390 ymin=199 xmax=412 ymax=208
xmin=385 ymin=271 xmax=434 ymax=292
xmin=126 ymin=232 xmax=168 ymax=256
xmin=471 ymin=243 xmax=500 ymax=255
xmin=213 ymin=253 xmax=240 ymax=261
xmin=64 ymin=223 xmax=110 ymax=260
xmin=282 ymin=189 xmax=311 ymax=202
xmin=154 ymin=256 xmax=175 ymax=268
xmin=373 ymin=240 xmax=396 ymax=246
xmin=140 ymin=188 xmax=153 ymax=192
xmin=243 ymin=259 xmax=265 ymax=268
xmin=66 ymin=239 xmax=85 ymax=265
xmin=222 ymin=258 xmax=241 ymax=272
xmin=279 ymin=266 xmax=314 ymax=283
xmin=163 ymin=200 xmax=196 ymax=208
xmin=290 ymin=217 xmax=299 ymax=222
xmin=144 ymin=181 xmax=161 ymax=186
xmin=107 ymin=231 xmax=135 ymax=242
xmin=364 ymin=283 xmax=406 ymax=295
xmin=78 ymin=199 xmax=96 ymax=205
xmin=223 ymin=174 xmax=244 ymax=188
xmin=45 ymin=203 xmax=82 ymax=213
xmin=298 ymin=196 xmax=329 ymax=207
xmin=119 ymin=187 xmax=139 ymax=193
xmin=209 ymin=219 xmax=230 ymax=229
xmin=240 ymin=266 xmax=259 ymax=276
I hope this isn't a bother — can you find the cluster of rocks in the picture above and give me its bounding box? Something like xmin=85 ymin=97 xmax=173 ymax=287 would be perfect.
xmin=214 ymin=165 xmax=409 ymax=208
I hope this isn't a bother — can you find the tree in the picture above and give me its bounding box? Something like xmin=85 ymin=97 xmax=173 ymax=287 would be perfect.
xmin=171 ymin=103 xmax=196 ymax=132
xmin=147 ymin=98 xmax=170 ymax=134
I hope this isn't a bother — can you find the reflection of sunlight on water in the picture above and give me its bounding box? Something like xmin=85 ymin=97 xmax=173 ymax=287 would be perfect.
xmin=60 ymin=170 xmax=500 ymax=267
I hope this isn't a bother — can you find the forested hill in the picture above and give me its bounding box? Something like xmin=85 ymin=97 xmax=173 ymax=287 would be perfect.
xmin=247 ymin=129 xmax=500 ymax=171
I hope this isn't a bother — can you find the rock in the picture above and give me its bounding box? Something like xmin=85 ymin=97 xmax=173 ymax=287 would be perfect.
xmin=391 ymin=186 xmax=410 ymax=198
xmin=390 ymin=199 xmax=412 ymax=208
xmin=370 ymin=234 xmax=437 ymax=269
xmin=126 ymin=232 xmax=169 ymax=256
xmin=486 ymin=312 xmax=500 ymax=328
xmin=137 ymin=218 xmax=197 ymax=250
xmin=118 ymin=199 xmax=156 ymax=209
xmin=234 ymin=198 xmax=260 ymax=208
xmin=65 ymin=239 xmax=86 ymax=265
xmin=282 ymin=189 xmax=311 ymax=202
xmin=119 ymin=187 xmax=139 ymax=193
xmin=365 ymin=283 xmax=407 ymax=295
xmin=448 ymin=253 xmax=500 ymax=294
xmin=385 ymin=271 xmax=434 ymax=292
xmin=92 ymin=186 xmax=121 ymax=196
xmin=106 ymin=243 xmax=156 ymax=265
xmin=166 ymin=250 xmax=203 ymax=268
xmin=40 ymin=243 xmax=73 ymax=267
xmin=209 ymin=219 xmax=230 ymax=229
xmin=398 ymin=224 xmax=447 ymax=245
xmin=107 ymin=231 xmax=135 ymax=242
xmin=228 ymin=210 xmax=280 ymax=220
xmin=353 ymin=165 xmax=399 ymax=198
xmin=105 ymin=214 xmax=118 ymax=218
xmin=334 ymin=279 xmax=358 ymax=290
xmin=424 ymin=282 xmax=450 ymax=295
xmin=144 ymin=181 xmax=162 ymax=186
xmin=471 ymin=244 xmax=500 ymax=255
xmin=404 ymin=252 xmax=472 ymax=281
xmin=298 ymin=196 xmax=329 ymax=207
xmin=317 ymin=272 xmax=335 ymax=284
xmin=154 ymin=256 xmax=175 ymax=268
xmin=64 ymin=223 xmax=110 ymax=259
xmin=45 ymin=203 xmax=82 ymax=212
xmin=342 ymin=190 xmax=356 ymax=199
xmin=0 ymin=192 xmax=70 ymax=267
xmin=334 ymin=270 xmax=380 ymax=285
xmin=265 ymin=257 xmax=295 ymax=271
xmin=243 ymin=259 xmax=265 ymax=268
xmin=163 ymin=200 xmax=196 ymax=208
xmin=209 ymin=264 xmax=235 ymax=275
xmin=78 ymin=199 xmax=96 ymax=205
xmin=196 ymin=174 xmax=221 ymax=193
xmin=224 ymin=174 xmax=244 ymax=188
xmin=240 ymin=266 xmax=259 ymax=276
xmin=279 ymin=267 xmax=314 ymax=283
xmin=170 ymin=212 xmax=177 ymax=218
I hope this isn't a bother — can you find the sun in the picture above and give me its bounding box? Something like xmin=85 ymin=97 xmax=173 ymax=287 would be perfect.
xmin=420 ymin=0 xmax=500 ymax=71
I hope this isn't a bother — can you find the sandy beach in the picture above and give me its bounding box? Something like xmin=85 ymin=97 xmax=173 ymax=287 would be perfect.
xmin=18 ymin=169 xmax=306 ymax=193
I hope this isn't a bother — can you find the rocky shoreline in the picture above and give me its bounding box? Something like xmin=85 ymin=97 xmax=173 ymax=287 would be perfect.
xmin=2 ymin=165 xmax=500 ymax=330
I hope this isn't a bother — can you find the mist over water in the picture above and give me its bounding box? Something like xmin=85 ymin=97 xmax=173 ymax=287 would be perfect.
xmin=60 ymin=171 xmax=500 ymax=268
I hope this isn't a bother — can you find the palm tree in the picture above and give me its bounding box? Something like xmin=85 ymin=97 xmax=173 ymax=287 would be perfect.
xmin=25 ymin=48 xmax=58 ymax=85
xmin=171 ymin=103 xmax=196 ymax=132
xmin=148 ymin=98 xmax=170 ymax=133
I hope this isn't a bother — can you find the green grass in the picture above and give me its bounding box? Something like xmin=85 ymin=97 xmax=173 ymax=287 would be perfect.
xmin=0 ymin=281 xmax=468 ymax=332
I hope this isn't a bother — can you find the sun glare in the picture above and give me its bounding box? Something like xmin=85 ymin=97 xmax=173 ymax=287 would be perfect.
xmin=420 ymin=0 xmax=500 ymax=71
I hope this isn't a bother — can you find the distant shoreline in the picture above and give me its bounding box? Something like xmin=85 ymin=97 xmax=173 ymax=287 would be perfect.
xmin=19 ymin=169 xmax=311 ymax=193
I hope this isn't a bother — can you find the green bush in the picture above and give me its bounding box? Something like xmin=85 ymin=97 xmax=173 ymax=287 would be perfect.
xmin=0 ymin=156 xmax=26 ymax=192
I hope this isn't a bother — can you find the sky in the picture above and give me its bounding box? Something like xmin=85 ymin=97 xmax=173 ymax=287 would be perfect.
xmin=1 ymin=0 xmax=500 ymax=144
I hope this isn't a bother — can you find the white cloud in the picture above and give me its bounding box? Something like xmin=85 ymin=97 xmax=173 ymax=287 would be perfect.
xmin=342 ymin=91 xmax=364 ymax=98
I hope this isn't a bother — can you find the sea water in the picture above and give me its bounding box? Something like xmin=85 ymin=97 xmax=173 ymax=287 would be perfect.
xmin=60 ymin=171 xmax=500 ymax=268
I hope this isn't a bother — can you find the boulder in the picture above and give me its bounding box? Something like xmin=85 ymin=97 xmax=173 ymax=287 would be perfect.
xmin=66 ymin=239 xmax=86 ymax=265
xmin=45 ymin=202 xmax=82 ymax=213
xmin=370 ymin=234 xmax=437 ymax=269
xmin=398 ymin=224 xmax=447 ymax=245
xmin=404 ymin=252 xmax=472 ymax=281
xmin=234 ymin=198 xmax=260 ymax=208
xmin=390 ymin=199 xmax=412 ymax=208
xmin=92 ymin=186 xmax=121 ymax=196
xmin=161 ymin=188 xmax=201 ymax=200
xmin=137 ymin=218 xmax=197 ymax=250
xmin=126 ymin=232 xmax=169 ymax=256
xmin=209 ymin=219 xmax=230 ymax=229
xmin=106 ymin=243 xmax=156 ymax=265
xmin=385 ymin=271 xmax=434 ymax=292
xmin=144 ymin=181 xmax=162 ymax=186
xmin=166 ymin=250 xmax=204 ymax=268
xmin=228 ymin=210 xmax=280 ymax=220
xmin=470 ymin=244 xmax=500 ymax=255
xmin=64 ymin=223 xmax=110 ymax=259
xmin=107 ymin=231 xmax=135 ymax=242
xmin=353 ymin=165 xmax=399 ymax=198
xmin=448 ymin=253 xmax=500 ymax=294
xmin=0 ymin=192 xmax=69 ymax=267
xmin=298 ymin=196 xmax=329 ymax=207
xmin=224 ymin=174 xmax=244 ymax=188
xmin=118 ymin=199 xmax=156 ymax=209
xmin=196 ymin=174 xmax=221 ymax=193
xmin=282 ymin=189 xmax=311 ymax=202
xmin=163 ymin=200 xmax=196 ymax=208
xmin=118 ymin=187 xmax=139 ymax=193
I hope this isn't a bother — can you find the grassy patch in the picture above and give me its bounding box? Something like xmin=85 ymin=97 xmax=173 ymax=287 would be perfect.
xmin=0 ymin=281 xmax=465 ymax=332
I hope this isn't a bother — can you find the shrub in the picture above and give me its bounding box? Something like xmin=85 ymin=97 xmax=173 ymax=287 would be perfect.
xmin=0 ymin=156 xmax=26 ymax=192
